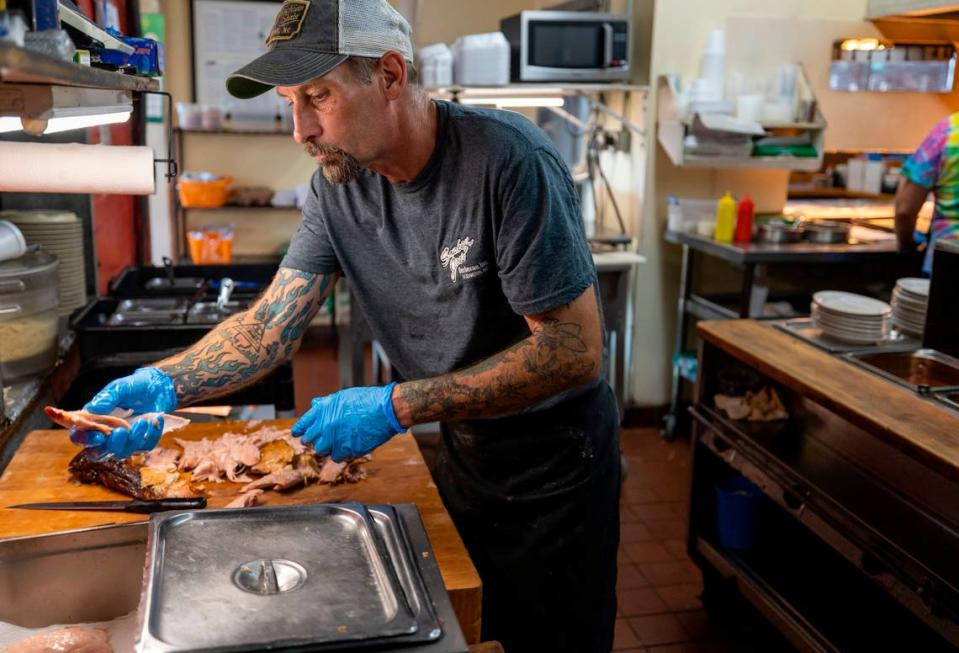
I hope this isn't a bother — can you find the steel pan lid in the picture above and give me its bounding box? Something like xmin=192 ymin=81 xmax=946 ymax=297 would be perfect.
xmin=0 ymin=248 xmax=58 ymax=281
xmin=137 ymin=503 xmax=422 ymax=652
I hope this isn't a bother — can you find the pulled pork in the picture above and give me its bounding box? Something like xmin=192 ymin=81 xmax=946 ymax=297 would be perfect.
xmin=69 ymin=425 xmax=369 ymax=504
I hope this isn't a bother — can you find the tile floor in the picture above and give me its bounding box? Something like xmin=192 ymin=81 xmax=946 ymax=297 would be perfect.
xmin=292 ymin=339 xmax=789 ymax=652
xmin=615 ymin=427 xmax=790 ymax=653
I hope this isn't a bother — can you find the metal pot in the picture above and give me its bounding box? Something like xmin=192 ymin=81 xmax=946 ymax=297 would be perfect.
xmin=803 ymin=220 xmax=851 ymax=244
xmin=756 ymin=222 xmax=804 ymax=244
xmin=0 ymin=248 xmax=60 ymax=381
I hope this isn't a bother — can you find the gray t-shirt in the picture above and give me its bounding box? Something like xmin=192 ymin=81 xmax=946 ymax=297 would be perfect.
xmin=281 ymin=100 xmax=598 ymax=386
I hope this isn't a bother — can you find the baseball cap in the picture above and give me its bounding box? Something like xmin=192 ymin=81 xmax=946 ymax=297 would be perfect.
xmin=226 ymin=0 xmax=414 ymax=99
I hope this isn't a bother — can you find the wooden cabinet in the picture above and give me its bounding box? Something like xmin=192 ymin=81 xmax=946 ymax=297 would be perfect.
xmin=687 ymin=321 xmax=959 ymax=651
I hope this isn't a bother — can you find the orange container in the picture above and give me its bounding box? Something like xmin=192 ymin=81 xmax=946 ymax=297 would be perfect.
xmin=187 ymin=226 xmax=234 ymax=264
xmin=177 ymin=175 xmax=232 ymax=208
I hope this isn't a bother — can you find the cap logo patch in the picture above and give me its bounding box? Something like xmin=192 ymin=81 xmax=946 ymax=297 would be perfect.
xmin=266 ymin=0 xmax=310 ymax=47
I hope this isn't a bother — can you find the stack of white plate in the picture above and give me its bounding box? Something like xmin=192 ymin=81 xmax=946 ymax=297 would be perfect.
xmin=890 ymin=277 xmax=929 ymax=338
xmin=811 ymin=291 xmax=892 ymax=344
xmin=0 ymin=210 xmax=87 ymax=317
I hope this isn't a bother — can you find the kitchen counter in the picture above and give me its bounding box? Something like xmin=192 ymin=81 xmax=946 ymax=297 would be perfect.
xmin=0 ymin=421 xmax=483 ymax=643
xmin=665 ymin=229 xmax=899 ymax=265
xmin=687 ymin=319 xmax=959 ymax=649
xmin=663 ymin=227 xmax=923 ymax=439
xmin=697 ymin=320 xmax=959 ymax=479
xmin=0 ymin=338 xmax=80 ymax=472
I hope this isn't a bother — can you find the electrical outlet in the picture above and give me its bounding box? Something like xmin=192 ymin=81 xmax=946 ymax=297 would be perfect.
xmin=612 ymin=129 xmax=632 ymax=153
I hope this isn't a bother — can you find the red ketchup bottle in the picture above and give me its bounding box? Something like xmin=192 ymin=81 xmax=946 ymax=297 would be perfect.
xmin=735 ymin=195 xmax=755 ymax=243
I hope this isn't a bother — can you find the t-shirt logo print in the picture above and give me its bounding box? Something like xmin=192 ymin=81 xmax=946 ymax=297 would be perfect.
xmin=440 ymin=237 xmax=475 ymax=282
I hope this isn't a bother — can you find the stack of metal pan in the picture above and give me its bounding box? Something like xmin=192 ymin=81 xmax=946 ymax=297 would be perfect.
xmin=136 ymin=503 xmax=464 ymax=652
xmin=891 ymin=277 xmax=929 ymax=338
xmin=0 ymin=210 xmax=87 ymax=317
xmin=811 ymin=291 xmax=892 ymax=344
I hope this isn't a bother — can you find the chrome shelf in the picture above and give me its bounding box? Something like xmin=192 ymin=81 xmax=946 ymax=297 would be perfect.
xmin=0 ymin=43 xmax=159 ymax=92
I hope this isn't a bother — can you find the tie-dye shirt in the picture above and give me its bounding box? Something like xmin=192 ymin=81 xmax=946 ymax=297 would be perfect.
xmin=902 ymin=113 xmax=959 ymax=273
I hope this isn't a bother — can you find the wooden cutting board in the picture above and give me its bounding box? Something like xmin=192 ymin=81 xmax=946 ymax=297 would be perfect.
xmin=0 ymin=419 xmax=482 ymax=643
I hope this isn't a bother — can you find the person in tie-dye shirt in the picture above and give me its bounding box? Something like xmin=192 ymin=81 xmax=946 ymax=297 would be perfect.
xmin=896 ymin=113 xmax=959 ymax=274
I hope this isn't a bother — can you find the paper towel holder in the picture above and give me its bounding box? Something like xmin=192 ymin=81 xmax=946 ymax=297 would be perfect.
xmin=146 ymin=90 xmax=178 ymax=182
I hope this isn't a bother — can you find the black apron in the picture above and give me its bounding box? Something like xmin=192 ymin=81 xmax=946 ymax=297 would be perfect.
xmin=434 ymin=381 xmax=621 ymax=653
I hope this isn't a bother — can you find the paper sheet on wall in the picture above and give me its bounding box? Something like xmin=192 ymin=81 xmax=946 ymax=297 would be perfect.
xmin=192 ymin=0 xmax=284 ymax=118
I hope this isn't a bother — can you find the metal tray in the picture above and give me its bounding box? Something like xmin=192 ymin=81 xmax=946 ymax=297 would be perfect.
xmin=137 ymin=503 xmax=440 ymax=652
xmin=71 ymin=298 xmax=227 ymax=360
xmin=111 ymin=264 xmax=277 ymax=298
xmin=774 ymin=319 xmax=917 ymax=355
xmin=107 ymin=312 xmax=185 ymax=326
xmin=185 ymin=300 xmax=248 ymax=325
xmin=117 ymin=298 xmax=189 ymax=314
xmin=0 ymin=507 xmax=464 ymax=653
xmin=934 ymin=392 xmax=959 ymax=414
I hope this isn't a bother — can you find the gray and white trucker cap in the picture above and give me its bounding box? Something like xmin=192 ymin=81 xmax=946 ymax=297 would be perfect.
xmin=226 ymin=0 xmax=414 ymax=99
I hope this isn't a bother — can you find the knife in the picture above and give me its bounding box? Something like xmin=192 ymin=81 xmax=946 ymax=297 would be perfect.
xmin=8 ymin=497 xmax=207 ymax=513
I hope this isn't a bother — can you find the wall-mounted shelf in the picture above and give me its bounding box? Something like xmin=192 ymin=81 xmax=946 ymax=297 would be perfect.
xmin=426 ymin=83 xmax=649 ymax=99
xmin=678 ymin=154 xmax=823 ymax=171
xmin=656 ymin=74 xmax=826 ymax=172
xmin=0 ymin=43 xmax=159 ymax=92
xmin=184 ymin=205 xmax=300 ymax=211
xmin=787 ymin=188 xmax=897 ymax=201
xmin=175 ymin=127 xmax=292 ymax=136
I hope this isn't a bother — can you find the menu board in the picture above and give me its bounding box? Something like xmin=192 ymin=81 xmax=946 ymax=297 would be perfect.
xmin=191 ymin=0 xmax=283 ymax=117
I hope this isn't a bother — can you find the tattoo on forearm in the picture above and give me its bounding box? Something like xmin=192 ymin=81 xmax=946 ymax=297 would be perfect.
xmin=157 ymin=269 xmax=334 ymax=403
xmin=397 ymin=317 xmax=596 ymax=423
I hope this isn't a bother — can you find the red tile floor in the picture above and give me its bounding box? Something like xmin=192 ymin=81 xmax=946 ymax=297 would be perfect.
xmin=293 ymin=338 xmax=790 ymax=652
xmin=615 ymin=428 xmax=791 ymax=653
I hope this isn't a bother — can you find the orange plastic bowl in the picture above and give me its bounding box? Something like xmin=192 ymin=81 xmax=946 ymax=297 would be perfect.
xmin=177 ymin=175 xmax=232 ymax=208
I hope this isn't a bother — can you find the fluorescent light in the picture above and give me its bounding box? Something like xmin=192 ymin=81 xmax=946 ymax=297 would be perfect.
xmin=0 ymin=107 xmax=132 ymax=135
xmin=460 ymin=97 xmax=565 ymax=108
xmin=42 ymin=109 xmax=132 ymax=134
xmin=0 ymin=86 xmax=133 ymax=135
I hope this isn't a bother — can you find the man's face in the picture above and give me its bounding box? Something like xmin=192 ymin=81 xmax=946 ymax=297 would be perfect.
xmin=277 ymin=63 xmax=381 ymax=184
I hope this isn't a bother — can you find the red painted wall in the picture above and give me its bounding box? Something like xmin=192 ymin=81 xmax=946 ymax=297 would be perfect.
xmin=77 ymin=0 xmax=143 ymax=295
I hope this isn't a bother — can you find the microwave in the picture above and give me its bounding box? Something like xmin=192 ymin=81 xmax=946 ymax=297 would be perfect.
xmin=500 ymin=10 xmax=630 ymax=83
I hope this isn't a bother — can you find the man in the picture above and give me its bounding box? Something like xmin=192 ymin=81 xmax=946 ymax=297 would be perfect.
xmin=78 ymin=0 xmax=620 ymax=650
xmin=895 ymin=113 xmax=959 ymax=274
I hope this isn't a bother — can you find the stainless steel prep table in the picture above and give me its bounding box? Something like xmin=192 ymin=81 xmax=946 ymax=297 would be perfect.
xmin=663 ymin=228 xmax=921 ymax=439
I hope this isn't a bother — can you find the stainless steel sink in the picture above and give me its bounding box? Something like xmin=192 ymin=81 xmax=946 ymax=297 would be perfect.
xmin=935 ymin=392 xmax=959 ymax=412
xmin=145 ymin=277 xmax=204 ymax=291
xmin=186 ymin=300 xmax=246 ymax=325
xmin=117 ymin=298 xmax=189 ymax=314
xmin=845 ymin=349 xmax=959 ymax=394
xmin=0 ymin=523 xmax=146 ymax=628
xmin=0 ymin=511 xmax=469 ymax=653
xmin=107 ymin=311 xmax=184 ymax=326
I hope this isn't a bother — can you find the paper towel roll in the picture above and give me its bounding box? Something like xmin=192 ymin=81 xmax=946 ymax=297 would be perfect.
xmin=0 ymin=141 xmax=156 ymax=195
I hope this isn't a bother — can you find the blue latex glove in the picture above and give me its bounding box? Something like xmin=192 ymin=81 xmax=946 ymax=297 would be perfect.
xmin=74 ymin=367 xmax=178 ymax=459
xmin=84 ymin=415 xmax=166 ymax=461
xmin=291 ymin=382 xmax=405 ymax=462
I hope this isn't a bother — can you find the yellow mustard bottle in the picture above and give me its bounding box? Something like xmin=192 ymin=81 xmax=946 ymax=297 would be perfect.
xmin=715 ymin=192 xmax=736 ymax=243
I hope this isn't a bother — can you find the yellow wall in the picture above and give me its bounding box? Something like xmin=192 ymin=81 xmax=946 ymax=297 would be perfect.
xmin=633 ymin=0 xmax=879 ymax=408
xmin=162 ymin=0 xmax=315 ymax=259
xmin=635 ymin=0 xmax=959 ymax=409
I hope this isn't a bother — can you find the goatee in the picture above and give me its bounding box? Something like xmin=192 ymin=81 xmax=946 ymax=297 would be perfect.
xmin=305 ymin=141 xmax=362 ymax=184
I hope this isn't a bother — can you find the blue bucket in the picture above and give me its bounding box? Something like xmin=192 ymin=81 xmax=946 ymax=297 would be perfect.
xmin=715 ymin=474 xmax=763 ymax=551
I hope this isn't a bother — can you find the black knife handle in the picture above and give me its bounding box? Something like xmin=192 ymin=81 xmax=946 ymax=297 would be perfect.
xmin=126 ymin=497 xmax=207 ymax=513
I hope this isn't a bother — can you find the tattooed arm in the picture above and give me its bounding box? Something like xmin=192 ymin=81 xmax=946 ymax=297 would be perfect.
xmin=154 ymin=267 xmax=337 ymax=405
xmin=391 ymin=285 xmax=603 ymax=426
